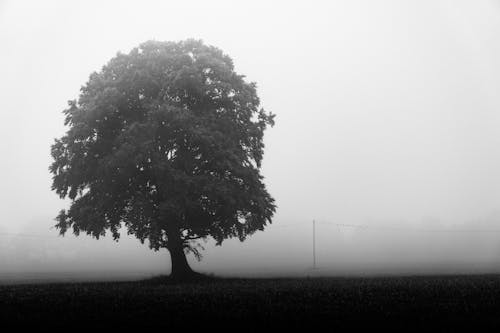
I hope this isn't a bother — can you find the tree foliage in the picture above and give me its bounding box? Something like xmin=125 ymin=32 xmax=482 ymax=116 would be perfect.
xmin=49 ymin=39 xmax=276 ymax=260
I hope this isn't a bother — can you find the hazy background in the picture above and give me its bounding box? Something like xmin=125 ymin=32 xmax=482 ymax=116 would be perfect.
xmin=1 ymin=0 xmax=500 ymax=282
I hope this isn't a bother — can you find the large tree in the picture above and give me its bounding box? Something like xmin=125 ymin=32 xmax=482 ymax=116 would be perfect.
xmin=50 ymin=39 xmax=276 ymax=280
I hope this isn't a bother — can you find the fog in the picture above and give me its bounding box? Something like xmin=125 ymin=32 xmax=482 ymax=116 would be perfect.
xmin=1 ymin=0 xmax=500 ymax=282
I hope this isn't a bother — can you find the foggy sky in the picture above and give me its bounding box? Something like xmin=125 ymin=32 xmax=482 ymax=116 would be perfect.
xmin=1 ymin=0 xmax=500 ymax=280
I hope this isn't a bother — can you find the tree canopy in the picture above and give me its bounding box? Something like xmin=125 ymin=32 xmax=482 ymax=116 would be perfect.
xmin=49 ymin=39 xmax=276 ymax=278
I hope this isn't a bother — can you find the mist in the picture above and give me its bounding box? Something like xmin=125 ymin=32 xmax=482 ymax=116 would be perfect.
xmin=1 ymin=0 xmax=500 ymax=282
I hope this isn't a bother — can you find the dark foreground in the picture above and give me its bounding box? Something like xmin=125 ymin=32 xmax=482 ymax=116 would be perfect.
xmin=2 ymin=274 xmax=500 ymax=329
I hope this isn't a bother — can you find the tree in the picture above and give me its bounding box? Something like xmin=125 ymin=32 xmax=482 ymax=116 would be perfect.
xmin=49 ymin=39 xmax=276 ymax=280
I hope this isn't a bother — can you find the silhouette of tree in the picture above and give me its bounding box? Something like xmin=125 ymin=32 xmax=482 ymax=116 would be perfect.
xmin=49 ymin=39 xmax=276 ymax=280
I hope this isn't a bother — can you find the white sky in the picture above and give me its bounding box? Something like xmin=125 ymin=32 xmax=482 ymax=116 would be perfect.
xmin=0 ymin=0 xmax=500 ymax=278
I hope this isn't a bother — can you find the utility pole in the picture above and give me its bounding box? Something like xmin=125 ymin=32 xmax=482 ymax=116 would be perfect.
xmin=312 ymin=219 xmax=316 ymax=269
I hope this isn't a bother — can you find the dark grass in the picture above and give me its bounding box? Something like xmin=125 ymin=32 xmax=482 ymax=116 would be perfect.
xmin=2 ymin=274 xmax=500 ymax=329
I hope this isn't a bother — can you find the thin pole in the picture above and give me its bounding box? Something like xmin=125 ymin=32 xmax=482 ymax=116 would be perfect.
xmin=313 ymin=219 xmax=316 ymax=269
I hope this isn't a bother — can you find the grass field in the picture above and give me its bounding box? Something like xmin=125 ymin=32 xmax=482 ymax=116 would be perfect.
xmin=2 ymin=274 xmax=500 ymax=329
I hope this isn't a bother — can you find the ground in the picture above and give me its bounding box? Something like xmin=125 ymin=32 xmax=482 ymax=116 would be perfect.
xmin=1 ymin=274 xmax=500 ymax=329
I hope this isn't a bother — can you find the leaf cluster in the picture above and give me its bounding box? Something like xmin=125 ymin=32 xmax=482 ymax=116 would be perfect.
xmin=50 ymin=39 xmax=276 ymax=251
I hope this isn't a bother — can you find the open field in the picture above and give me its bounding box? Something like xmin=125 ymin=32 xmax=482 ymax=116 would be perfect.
xmin=1 ymin=274 xmax=500 ymax=329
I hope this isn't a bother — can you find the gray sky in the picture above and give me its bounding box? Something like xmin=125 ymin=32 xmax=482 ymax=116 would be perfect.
xmin=1 ymin=0 xmax=500 ymax=279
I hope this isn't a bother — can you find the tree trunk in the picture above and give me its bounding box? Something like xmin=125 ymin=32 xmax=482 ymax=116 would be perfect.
xmin=167 ymin=242 xmax=195 ymax=281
